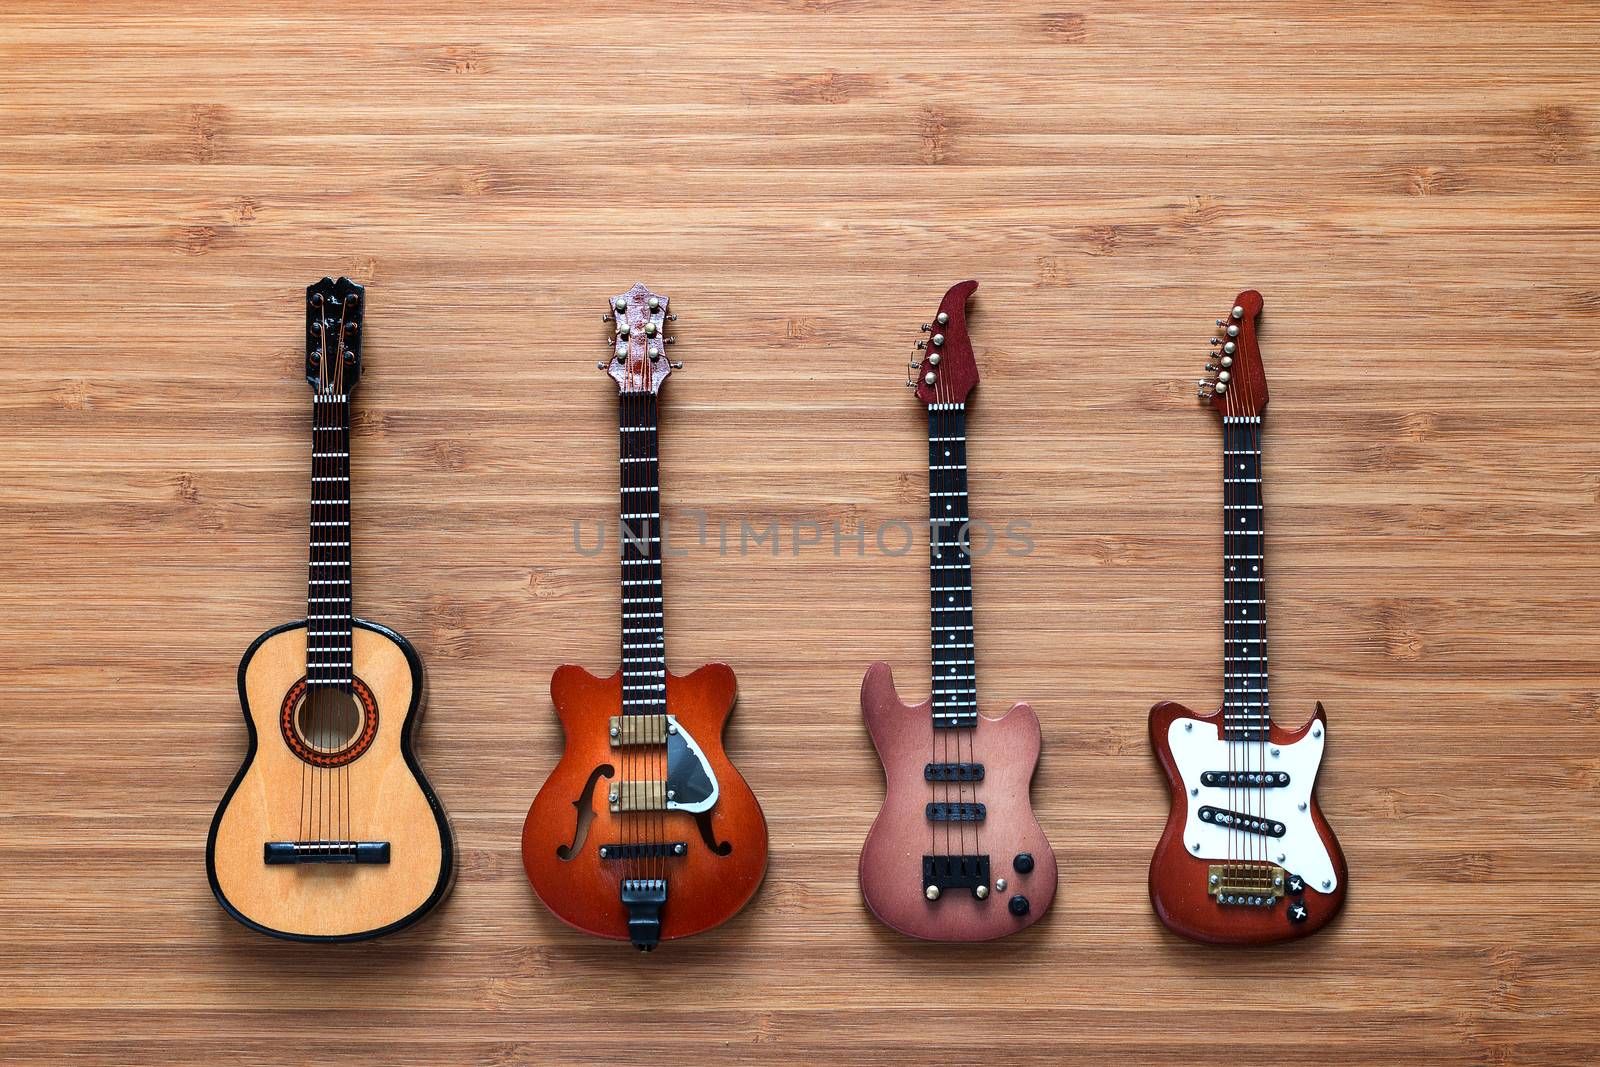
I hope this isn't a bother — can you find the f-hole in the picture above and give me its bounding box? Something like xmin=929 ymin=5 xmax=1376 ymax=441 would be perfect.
xmin=693 ymin=811 xmax=733 ymax=856
xmin=557 ymin=764 xmax=615 ymax=860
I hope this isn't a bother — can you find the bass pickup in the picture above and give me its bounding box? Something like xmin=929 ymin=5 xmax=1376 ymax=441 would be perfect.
xmin=1202 ymin=770 xmax=1290 ymax=788
xmin=926 ymin=802 xmax=986 ymax=822
xmin=263 ymin=841 xmax=390 ymax=865
xmin=925 ymin=761 xmax=984 ymax=782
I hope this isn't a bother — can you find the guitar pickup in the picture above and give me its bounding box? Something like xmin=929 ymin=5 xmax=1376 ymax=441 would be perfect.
xmin=599 ymin=841 xmax=687 ymax=860
xmin=925 ymin=761 xmax=985 ymax=782
xmin=1202 ymin=770 xmax=1290 ymax=788
xmin=1198 ymin=806 xmax=1285 ymax=837
xmin=609 ymin=779 xmax=666 ymax=812
xmin=926 ymin=802 xmax=986 ymax=822
xmin=264 ymin=841 xmax=390 ymax=865
xmin=609 ymin=714 xmax=668 ymax=747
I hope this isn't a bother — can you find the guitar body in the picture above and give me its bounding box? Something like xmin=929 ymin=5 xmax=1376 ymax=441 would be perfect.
xmin=207 ymin=620 xmax=453 ymax=942
xmin=859 ymin=662 xmax=1056 ymax=940
xmin=1148 ymin=699 xmax=1346 ymax=945
xmin=521 ymin=661 xmax=768 ymax=943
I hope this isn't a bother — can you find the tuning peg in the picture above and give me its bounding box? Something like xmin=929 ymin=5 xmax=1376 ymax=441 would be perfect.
xmin=916 ymin=340 xmax=928 ymax=350
xmin=931 ymin=333 xmax=945 ymax=346
xmin=936 ymin=312 xmax=950 ymax=326
xmin=665 ymin=335 xmax=676 ymax=345
xmin=924 ymin=371 xmax=936 ymax=385
xmin=1226 ymin=324 xmax=1239 ymax=338
xmin=597 ymin=361 xmax=608 ymax=369
xmin=1210 ymin=338 xmax=1221 ymax=346
xmin=1231 ymin=305 xmax=1244 ymax=320
xmin=1220 ymin=355 xmax=1233 ymax=367
xmin=1222 ymin=341 xmax=1236 ymax=354
xmin=1216 ymin=319 xmax=1225 ymax=328
xmin=603 ymin=315 xmax=614 ymax=323
xmin=920 ymin=323 xmax=932 ymax=332
xmin=1214 ymin=381 xmax=1228 ymax=394
xmin=666 ymin=314 xmax=677 ymax=322
xmin=647 ymin=296 xmax=661 ymax=311
xmin=927 ymin=353 xmax=941 ymax=366
xmin=670 ymin=361 xmax=683 ymax=369
xmin=1205 ymin=363 xmax=1217 ymax=372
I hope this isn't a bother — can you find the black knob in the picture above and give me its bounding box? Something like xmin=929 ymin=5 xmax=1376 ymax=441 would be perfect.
xmin=1008 ymin=894 xmax=1030 ymax=917
xmin=1012 ymin=852 xmax=1034 ymax=874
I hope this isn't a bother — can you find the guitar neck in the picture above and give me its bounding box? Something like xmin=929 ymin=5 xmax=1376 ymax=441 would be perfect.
xmin=618 ymin=392 xmax=666 ymax=716
xmin=928 ymin=402 xmax=976 ymax=728
xmin=307 ymin=392 xmax=353 ymax=688
xmin=1222 ymin=414 xmax=1268 ymax=739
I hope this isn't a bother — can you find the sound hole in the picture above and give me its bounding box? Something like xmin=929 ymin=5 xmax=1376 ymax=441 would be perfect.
xmin=279 ymin=676 xmax=378 ymax=768
xmin=296 ymin=687 xmax=363 ymax=753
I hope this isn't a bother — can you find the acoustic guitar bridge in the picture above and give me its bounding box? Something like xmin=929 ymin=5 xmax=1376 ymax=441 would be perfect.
xmin=264 ymin=841 xmax=390 ymax=865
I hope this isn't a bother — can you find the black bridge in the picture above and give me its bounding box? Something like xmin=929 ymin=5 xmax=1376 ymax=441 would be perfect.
xmin=599 ymin=841 xmax=687 ymax=861
xmin=264 ymin=841 xmax=390 ymax=865
xmin=926 ymin=802 xmax=986 ymax=822
xmin=925 ymin=761 xmax=985 ymax=782
xmin=621 ymin=878 xmax=667 ymax=952
xmin=1202 ymin=770 xmax=1290 ymax=788
xmin=922 ymin=854 xmax=991 ymax=899
xmin=1198 ymin=806 xmax=1285 ymax=838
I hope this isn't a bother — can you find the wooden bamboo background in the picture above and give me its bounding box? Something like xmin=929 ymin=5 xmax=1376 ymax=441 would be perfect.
xmin=2 ymin=3 xmax=1598 ymax=1064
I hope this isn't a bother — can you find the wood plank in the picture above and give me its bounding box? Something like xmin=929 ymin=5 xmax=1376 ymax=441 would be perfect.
xmin=1 ymin=2 xmax=1598 ymax=1063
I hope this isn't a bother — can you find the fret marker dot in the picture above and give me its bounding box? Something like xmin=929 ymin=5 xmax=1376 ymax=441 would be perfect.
xmin=944 ymin=450 xmax=951 ymax=457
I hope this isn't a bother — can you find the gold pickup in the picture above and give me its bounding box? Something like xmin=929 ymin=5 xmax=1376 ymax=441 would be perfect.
xmin=1208 ymin=863 xmax=1286 ymax=900
xmin=609 ymin=779 xmax=666 ymax=812
xmin=609 ymin=714 xmax=668 ymax=747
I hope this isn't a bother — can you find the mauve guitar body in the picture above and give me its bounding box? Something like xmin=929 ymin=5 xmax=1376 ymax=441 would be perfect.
xmin=858 ymin=662 xmax=1056 ymax=940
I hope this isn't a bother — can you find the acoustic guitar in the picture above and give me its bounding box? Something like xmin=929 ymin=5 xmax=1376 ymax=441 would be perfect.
xmin=521 ymin=283 xmax=768 ymax=950
xmin=207 ymin=277 xmax=453 ymax=942
xmin=1147 ymin=289 xmax=1347 ymax=944
xmin=858 ymin=280 xmax=1057 ymax=940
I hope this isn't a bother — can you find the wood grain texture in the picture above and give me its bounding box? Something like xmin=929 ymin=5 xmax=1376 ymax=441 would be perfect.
xmin=1 ymin=2 xmax=1598 ymax=1064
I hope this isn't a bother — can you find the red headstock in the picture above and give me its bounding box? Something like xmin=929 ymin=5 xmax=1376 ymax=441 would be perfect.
xmin=1198 ymin=289 xmax=1266 ymax=417
xmin=911 ymin=280 xmax=979 ymax=406
xmin=604 ymin=282 xmax=676 ymax=394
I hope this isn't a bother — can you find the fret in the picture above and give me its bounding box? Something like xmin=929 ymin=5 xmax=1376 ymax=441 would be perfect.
xmin=304 ymin=386 xmax=352 ymax=686
xmin=1220 ymin=420 xmax=1269 ymax=738
xmin=617 ymin=394 xmax=667 ymax=714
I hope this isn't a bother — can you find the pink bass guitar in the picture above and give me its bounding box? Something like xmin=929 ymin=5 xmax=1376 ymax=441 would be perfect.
xmin=857 ymin=280 xmax=1057 ymax=941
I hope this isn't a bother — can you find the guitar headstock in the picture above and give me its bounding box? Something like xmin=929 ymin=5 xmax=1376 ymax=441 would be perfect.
xmin=910 ymin=280 xmax=979 ymax=406
xmin=1198 ymin=289 xmax=1266 ymax=417
xmin=305 ymin=277 xmax=364 ymax=396
xmin=603 ymin=282 xmax=677 ymax=394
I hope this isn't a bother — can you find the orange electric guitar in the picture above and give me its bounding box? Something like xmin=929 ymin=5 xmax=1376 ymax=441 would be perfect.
xmin=521 ymin=283 xmax=768 ymax=950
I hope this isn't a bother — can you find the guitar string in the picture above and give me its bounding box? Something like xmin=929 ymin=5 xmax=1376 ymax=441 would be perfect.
xmin=301 ymin=298 xmax=321 ymax=845
xmin=939 ymin=370 xmax=974 ymax=865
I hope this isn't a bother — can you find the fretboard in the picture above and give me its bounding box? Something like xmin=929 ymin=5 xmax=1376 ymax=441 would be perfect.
xmin=928 ymin=402 xmax=976 ymax=729
xmin=1222 ymin=415 xmax=1268 ymax=740
xmin=306 ymin=392 xmax=352 ymax=689
xmin=618 ymin=393 xmax=665 ymax=717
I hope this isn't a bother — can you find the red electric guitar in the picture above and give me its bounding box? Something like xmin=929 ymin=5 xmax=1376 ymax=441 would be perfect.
xmin=1148 ymin=290 xmax=1348 ymax=944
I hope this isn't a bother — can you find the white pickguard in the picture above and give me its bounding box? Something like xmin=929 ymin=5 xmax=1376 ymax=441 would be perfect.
xmin=1167 ymin=716 xmax=1338 ymax=893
